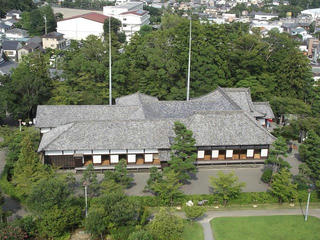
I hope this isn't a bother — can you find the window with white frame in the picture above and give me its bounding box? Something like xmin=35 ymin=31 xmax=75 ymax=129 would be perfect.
xmin=212 ymin=150 xmax=219 ymax=158
xmin=145 ymin=154 xmax=153 ymax=163
xmin=261 ymin=149 xmax=268 ymax=157
xmin=247 ymin=149 xmax=254 ymax=157
xmin=127 ymin=154 xmax=136 ymax=163
xmin=226 ymin=150 xmax=233 ymax=158
xmin=93 ymin=155 xmax=101 ymax=164
xmin=197 ymin=150 xmax=205 ymax=158
xmin=110 ymin=155 xmax=119 ymax=164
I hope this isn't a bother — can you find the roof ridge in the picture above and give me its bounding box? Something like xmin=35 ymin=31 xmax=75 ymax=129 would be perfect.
xmin=242 ymin=112 xmax=276 ymax=140
xmin=38 ymin=123 xmax=74 ymax=151
xmin=217 ymin=87 xmax=242 ymax=110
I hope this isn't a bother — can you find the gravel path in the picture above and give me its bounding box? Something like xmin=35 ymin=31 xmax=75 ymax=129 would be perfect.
xmin=201 ymin=221 xmax=214 ymax=240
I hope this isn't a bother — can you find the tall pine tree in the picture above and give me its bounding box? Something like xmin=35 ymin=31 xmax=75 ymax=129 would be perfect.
xmin=168 ymin=121 xmax=196 ymax=182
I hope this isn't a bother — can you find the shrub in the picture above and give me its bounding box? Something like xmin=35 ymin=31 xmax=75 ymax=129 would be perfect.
xmin=128 ymin=229 xmax=154 ymax=240
xmin=0 ymin=224 xmax=28 ymax=240
xmin=184 ymin=206 xmax=205 ymax=220
xmin=148 ymin=208 xmax=184 ymax=240
xmin=261 ymin=168 xmax=273 ymax=183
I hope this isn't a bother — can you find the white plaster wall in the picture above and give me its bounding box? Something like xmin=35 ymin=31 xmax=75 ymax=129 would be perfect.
xmin=57 ymin=18 xmax=104 ymax=40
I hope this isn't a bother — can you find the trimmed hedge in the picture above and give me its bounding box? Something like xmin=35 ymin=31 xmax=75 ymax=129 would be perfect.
xmin=129 ymin=191 xmax=320 ymax=207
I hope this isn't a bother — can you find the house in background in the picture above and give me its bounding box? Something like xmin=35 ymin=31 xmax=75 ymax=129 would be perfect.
xmin=2 ymin=40 xmax=22 ymax=62
xmin=42 ymin=32 xmax=67 ymax=50
xmin=0 ymin=21 xmax=11 ymax=33
xmin=35 ymin=87 xmax=275 ymax=170
xmin=103 ymin=2 xmax=150 ymax=41
xmin=253 ymin=11 xmax=278 ymax=21
xmin=5 ymin=28 xmax=29 ymax=40
xmin=18 ymin=42 xmax=43 ymax=62
xmin=5 ymin=10 xmax=22 ymax=20
xmin=57 ymin=12 xmax=108 ymax=41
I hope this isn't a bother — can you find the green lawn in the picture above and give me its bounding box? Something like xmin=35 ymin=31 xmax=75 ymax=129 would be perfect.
xmin=183 ymin=221 xmax=204 ymax=240
xmin=211 ymin=215 xmax=320 ymax=240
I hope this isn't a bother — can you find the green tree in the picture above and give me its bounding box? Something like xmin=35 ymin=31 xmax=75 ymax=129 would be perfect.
xmin=26 ymin=175 xmax=82 ymax=238
xmin=148 ymin=208 xmax=184 ymax=240
xmin=270 ymin=169 xmax=298 ymax=204
xmin=128 ymin=230 xmax=154 ymax=240
xmin=144 ymin=166 xmax=163 ymax=192
xmin=12 ymin=133 xmax=52 ymax=199
xmin=5 ymin=52 xmax=52 ymax=119
xmin=265 ymin=137 xmax=291 ymax=172
xmin=210 ymin=171 xmax=245 ymax=206
xmin=151 ymin=170 xmax=183 ymax=205
xmin=82 ymin=163 xmax=99 ymax=197
xmin=36 ymin=204 xmax=82 ymax=239
xmin=168 ymin=121 xmax=196 ymax=182
xmin=85 ymin=192 xmax=140 ymax=238
xmin=103 ymin=159 xmax=133 ymax=188
xmin=299 ymin=130 xmax=320 ymax=190
xmin=21 ymin=6 xmax=56 ymax=36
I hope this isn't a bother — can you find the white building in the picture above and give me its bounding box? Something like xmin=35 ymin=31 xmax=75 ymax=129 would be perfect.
xmin=5 ymin=28 xmax=29 ymax=40
xmin=301 ymin=8 xmax=320 ymax=21
xmin=57 ymin=12 xmax=108 ymax=40
xmin=103 ymin=2 xmax=150 ymax=41
xmin=254 ymin=12 xmax=278 ymax=21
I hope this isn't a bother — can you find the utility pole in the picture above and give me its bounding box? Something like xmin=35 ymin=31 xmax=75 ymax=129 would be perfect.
xmin=186 ymin=15 xmax=192 ymax=101
xmin=44 ymin=15 xmax=47 ymax=35
xmin=109 ymin=17 xmax=112 ymax=106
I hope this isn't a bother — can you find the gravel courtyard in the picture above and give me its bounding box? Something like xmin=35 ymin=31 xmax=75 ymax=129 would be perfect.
xmin=124 ymin=165 xmax=268 ymax=196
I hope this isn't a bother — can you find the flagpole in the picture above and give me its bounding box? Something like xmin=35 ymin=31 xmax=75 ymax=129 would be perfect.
xmin=109 ymin=17 xmax=112 ymax=106
xmin=186 ymin=15 xmax=192 ymax=101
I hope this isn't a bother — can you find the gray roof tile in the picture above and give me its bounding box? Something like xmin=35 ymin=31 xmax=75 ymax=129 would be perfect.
xmin=38 ymin=111 xmax=275 ymax=152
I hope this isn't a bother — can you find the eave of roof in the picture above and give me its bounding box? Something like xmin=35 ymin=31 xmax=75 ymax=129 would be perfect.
xmin=58 ymin=12 xmax=108 ymax=24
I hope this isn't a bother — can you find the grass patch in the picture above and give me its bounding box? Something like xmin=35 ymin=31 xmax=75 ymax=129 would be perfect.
xmin=211 ymin=215 xmax=320 ymax=240
xmin=183 ymin=221 xmax=204 ymax=240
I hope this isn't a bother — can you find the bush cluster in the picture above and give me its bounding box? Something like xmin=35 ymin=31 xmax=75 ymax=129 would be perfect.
xmin=129 ymin=191 xmax=320 ymax=207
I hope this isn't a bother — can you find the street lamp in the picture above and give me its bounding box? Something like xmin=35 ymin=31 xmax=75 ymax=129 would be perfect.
xmin=18 ymin=119 xmax=22 ymax=132
xmin=83 ymin=181 xmax=88 ymax=217
xmin=305 ymin=184 xmax=313 ymax=221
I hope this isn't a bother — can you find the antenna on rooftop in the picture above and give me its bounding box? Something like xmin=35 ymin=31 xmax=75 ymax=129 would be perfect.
xmin=109 ymin=17 xmax=112 ymax=106
xmin=186 ymin=14 xmax=192 ymax=101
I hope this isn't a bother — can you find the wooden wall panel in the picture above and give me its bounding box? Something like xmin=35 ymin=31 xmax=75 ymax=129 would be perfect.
xmin=218 ymin=150 xmax=226 ymax=160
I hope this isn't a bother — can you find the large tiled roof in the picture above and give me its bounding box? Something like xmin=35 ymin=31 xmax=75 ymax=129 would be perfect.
xmin=35 ymin=105 xmax=145 ymax=128
xmin=36 ymin=87 xmax=276 ymax=152
xmin=38 ymin=111 xmax=275 ymax=152
xmin=59 ymin=12 xmax=108 ymax=24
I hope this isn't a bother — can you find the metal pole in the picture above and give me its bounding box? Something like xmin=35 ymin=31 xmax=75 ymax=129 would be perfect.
xmin=186 ymin=16 xmax=192 ymax=101
xmin=305 ymin=190 xmax=311 ymax=221
xmin=109 ymin=17 xmax=112 ymax=106
xmin=44 ymin=15 xmax=47 ymax=35
xmin=18 ymin=119 xmax=22 ymax=132
xmin=85 ymin=185 xmax=88 ymax=217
